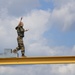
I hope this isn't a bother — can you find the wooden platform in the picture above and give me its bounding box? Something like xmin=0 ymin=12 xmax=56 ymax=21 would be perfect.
xmin=0 ymin=56 xmax=75 ymax=65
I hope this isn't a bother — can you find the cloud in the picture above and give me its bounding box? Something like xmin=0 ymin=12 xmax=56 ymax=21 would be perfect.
xmin=53 ymin=0 xmax=75 ymax=8
xmin=0 ymin=0 xmax=40 ymax=16
xmin=0 ymin=65 xmax=50 ymax=75
xmin=51 ymin=64 xmax=75 ymax=75
xmin=48 ymin=0 xmax=75 ymax=31
xmin=2 ymin=65 xmax=51 ymax=75
xmin=1 ymin=64 xmax=75 ymax=75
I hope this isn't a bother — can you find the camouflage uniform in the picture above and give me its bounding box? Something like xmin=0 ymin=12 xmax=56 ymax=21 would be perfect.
xmin=13 ymin=26 xmax=25 ymax=56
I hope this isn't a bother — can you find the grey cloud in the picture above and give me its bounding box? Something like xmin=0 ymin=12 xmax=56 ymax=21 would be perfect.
xmin=8 ymin=0 xmax=40 ymax=16
xmin=0 ymin=0 xmax=40 ymax=17
xmin=53 ymin=0 xmax=75 ymax=8
xmin=1 ymin=64 xmax=75 ymax=75
xmin=0 ymin=65 xmax=53 ymax=75
xmin=0 ymin=0 xmax=10 ymax=8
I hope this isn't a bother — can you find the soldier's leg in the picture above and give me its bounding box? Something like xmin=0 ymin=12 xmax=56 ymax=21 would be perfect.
xmin=19 ymin=37 xmax=25 ymax=56
xmin=21 ymin=44 xmax=25 ymax=56
xmin=13 ymin=46 xmax=20 ymax=53
xmin=13 ymin=36 xmax=21 ymax=53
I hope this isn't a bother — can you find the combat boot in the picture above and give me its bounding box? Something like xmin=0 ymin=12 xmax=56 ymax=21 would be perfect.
xmin=22 ymin=54 xmax=26 ymax=57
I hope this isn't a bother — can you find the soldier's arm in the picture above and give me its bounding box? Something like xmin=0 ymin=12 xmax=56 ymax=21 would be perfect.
xmin=15 ymin=17 xmax=23 ymax=30
xmin=18 ymin=17 xmax=23 ymax=26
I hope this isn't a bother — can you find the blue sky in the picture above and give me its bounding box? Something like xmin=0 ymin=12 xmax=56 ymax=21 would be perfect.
xmin=0 ymin=0 xmax=75 ymax=75
xmin=44 ymin=26 xmax=75 ymax=47
xmin=38 ymin=0 xmax=54 ymax=10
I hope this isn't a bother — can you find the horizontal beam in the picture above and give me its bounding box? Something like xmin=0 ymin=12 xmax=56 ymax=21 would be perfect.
xmin=0 ymin=56 xmax=75 ymax=65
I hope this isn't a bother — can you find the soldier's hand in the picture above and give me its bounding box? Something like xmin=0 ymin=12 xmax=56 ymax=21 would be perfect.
xmin=21 ymin=17 xmax=23 ymax=20
xmin=26 ymin=29 xmax=29 ymax=31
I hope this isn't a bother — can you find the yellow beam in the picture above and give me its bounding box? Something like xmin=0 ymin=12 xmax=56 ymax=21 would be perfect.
xmin=0 ymin=56 xmax=75 ymax=65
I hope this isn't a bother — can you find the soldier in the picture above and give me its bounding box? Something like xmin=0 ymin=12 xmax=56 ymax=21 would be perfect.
xmin=13 ymin=17 xmax=29 ymax=57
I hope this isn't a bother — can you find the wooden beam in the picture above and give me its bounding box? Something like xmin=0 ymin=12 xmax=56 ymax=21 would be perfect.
xmin=0 ymin=56 xmax=75 ymax=65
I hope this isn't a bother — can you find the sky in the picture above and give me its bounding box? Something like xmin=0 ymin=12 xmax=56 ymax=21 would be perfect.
xmin=0 ymin=0 xmax=75 ymax=75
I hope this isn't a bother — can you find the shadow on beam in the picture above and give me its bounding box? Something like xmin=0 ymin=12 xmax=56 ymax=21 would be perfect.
xmin=0 ymin=56 xmax=75 ymax=65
